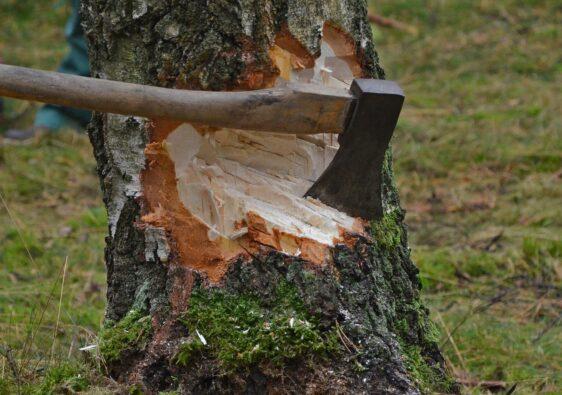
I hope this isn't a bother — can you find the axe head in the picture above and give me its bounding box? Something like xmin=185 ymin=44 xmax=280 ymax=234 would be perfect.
xmin=305 ymin=79 xmax=405 ymax=220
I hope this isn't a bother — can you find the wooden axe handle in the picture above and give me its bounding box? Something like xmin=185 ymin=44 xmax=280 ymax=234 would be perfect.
xmin=0 ymin=64 xmax=353 ymax=134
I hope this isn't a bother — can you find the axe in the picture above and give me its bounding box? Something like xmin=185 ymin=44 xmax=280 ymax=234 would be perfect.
xmin=0 ymin=64 xmax=404 ymax=220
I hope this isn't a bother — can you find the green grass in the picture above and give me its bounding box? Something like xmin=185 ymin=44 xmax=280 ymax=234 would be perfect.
xmin=1 ymin=4 xmax=107 ymax=391
xmin=1 ymin=0 xmax=560 ymax=393
xmin=0 ymin=133 xmax=106 ymax=392
xmin=372 ymin=0 xmax=561 ymax=392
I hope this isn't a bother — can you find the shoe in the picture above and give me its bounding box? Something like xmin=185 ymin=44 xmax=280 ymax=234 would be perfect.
xmin=2 ymin=126 xmax=51 ymax=141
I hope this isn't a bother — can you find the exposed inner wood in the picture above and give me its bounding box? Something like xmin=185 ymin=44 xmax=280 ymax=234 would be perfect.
xmin=141 ymin=23 xmax=364 ymax=282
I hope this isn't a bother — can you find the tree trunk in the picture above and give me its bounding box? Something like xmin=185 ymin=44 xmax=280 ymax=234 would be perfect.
xmin=81 ymin=1 xmax=454 ymax=394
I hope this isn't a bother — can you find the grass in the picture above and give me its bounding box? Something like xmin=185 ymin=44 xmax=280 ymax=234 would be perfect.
xmin=1 ymin=0 xmax=560 ymax=393
xmin=372 ymin=0 xmax=561 ymax=392
xmin=0 ymin=132 xmax=107 ymax=392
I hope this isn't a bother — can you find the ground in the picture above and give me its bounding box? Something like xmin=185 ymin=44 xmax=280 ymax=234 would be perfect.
xmin=0 ymin=0 xmax=560 ymax=393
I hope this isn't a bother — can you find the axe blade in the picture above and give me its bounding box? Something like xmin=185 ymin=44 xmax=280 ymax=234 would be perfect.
xmin=305 ymin=79 xmax=405 ymax=220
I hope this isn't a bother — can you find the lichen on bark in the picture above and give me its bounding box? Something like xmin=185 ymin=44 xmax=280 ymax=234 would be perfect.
xmin=82 ymin=0 xmax=455 ymax=393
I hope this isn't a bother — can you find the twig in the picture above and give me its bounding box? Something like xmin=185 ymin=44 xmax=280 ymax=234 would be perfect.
xmin=335 ymin=321 xmax=359 ymax=353
xmin=483 ymin=230 xmax=503 ymax=251
xmin=436 ymin=311 xmax=467 ymax=373
xmin=0 ymin=189 xmax=37 ymax=266
xmin=0 ymin=345 xmax=21 ymax=390
xmin=0 ymin=188 xmax=58 ymax=377
xmin=456 ymin=377 xmax=507 ymax=392
xmin=336 ymin=324 xmax=352 ymax=353
xmin=532 ymin=312 xmax=561 ymax=344
xmin=440 ymin=351 xmax=458 ymax=378
xmin=444 ymin=289 xmax=510 ymax=343
xmin=368 ymin=13 xmax=418 ymax=34
xmin=517 ymin=293 xmax=546 ymax=320
xmin=20 ymin=261 xmax=67 ymax=376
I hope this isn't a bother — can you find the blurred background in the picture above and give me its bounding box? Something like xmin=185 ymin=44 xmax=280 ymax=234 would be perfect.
xmin=0 ymin=0 xmax=560 ymax=393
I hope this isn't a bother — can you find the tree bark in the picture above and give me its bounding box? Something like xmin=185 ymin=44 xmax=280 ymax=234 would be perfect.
xmin=81 ymin=1 xmax=455 ymax=394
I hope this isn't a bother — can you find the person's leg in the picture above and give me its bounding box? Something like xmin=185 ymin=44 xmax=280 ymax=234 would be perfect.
xmin=34 ymin=0 xmax=91 ymax=130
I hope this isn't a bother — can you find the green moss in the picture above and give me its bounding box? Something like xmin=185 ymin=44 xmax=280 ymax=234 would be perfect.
xmin=177 ymin=282 xmax=340 ymax=371
xmin=422 ymin=319 xmax=441 ymax=344
xmin=371 ymin=210 xmax=403 ymax=251
xmin=395 ymin=301 xmax=439 ymax=346
xmin=393 ymin=301 xmax=452 ymax=393
xmin=174 ymin=337 xmax=205 ymax=366
xmin=33 ymin=362 xmax=90 ymax=395
xmin=99 ymin=310 xmax=153 ymax=363
xmin=129 ymin=384 xmax=145 ymax=395
xmin=399 ymin=343 xmax=455 ymax=394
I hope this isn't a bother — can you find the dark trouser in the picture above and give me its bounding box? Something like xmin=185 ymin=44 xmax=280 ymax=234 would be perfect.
xmin=34 ymin=0 xmax=91 ymax=130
